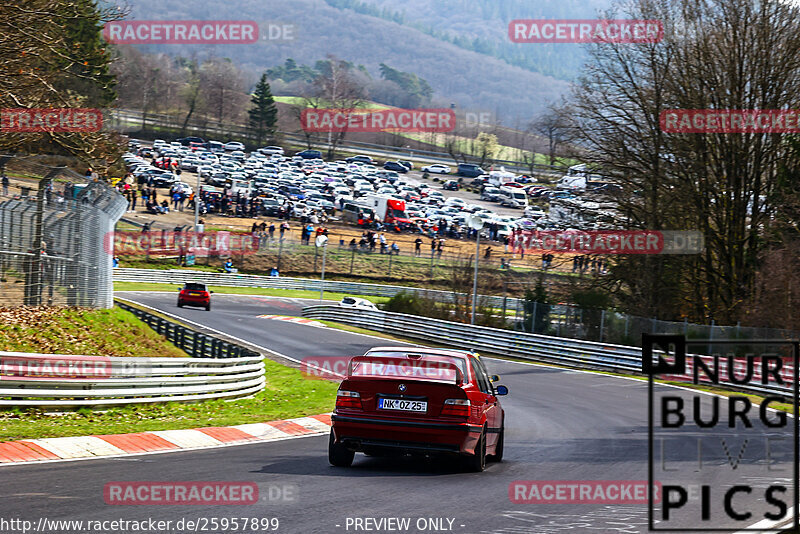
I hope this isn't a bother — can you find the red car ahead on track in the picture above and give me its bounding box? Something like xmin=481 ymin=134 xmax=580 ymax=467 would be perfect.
xmin=328 ymin=347 xmax=508 ymax=471
xmin=177 ymin=282 xmax=212 ymax=311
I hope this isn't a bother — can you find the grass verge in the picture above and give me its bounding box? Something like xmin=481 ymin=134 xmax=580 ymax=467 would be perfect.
xmin=0 ymin=358 xmax=338 ymax=440
xmin=0 ymin=307 xmax=186 ymax=358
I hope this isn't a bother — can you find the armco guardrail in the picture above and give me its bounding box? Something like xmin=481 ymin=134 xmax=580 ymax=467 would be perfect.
xmin=0 ymin=352 xmax=265 ymax=407
xmin=113 ymin=268 xmax=522 ymax=311
xmin=301 ymin=305 xmax=796 ymax=401
xmin=0 ymin=300 xmax=267 ymax=407
xmin=117 ymin=299 xmax=261 ymax=358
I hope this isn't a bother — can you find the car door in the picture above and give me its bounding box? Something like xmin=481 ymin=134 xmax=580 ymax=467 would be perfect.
xmin=469 ymin=357 xmax=500 ymax=447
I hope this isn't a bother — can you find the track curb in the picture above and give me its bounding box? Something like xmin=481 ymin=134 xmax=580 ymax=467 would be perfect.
xmin=0 ymin=414 xmax=331 ymax=465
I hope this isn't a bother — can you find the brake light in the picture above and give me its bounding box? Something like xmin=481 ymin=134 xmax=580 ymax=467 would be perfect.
xmin=336 ymin=390 xmax=362 ymax=410
xmin=441 ymin=398 xmax=470 ymax=417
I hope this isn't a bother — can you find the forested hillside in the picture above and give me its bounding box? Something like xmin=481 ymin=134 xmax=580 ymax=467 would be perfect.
xmin=115 ymin=0 xmax=613 ymax=122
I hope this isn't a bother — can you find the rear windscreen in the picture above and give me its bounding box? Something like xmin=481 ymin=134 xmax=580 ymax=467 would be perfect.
xmin=184 ymin=283 xmax=206 ymax=291
xmin=355 ymin=353 xmax=467 ymax=382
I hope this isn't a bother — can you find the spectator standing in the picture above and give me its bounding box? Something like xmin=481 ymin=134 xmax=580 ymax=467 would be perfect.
xmin=1 ymin=174 xmax=8 ymax=196
xmin=414 ymin=237 xmax=422 ymax=256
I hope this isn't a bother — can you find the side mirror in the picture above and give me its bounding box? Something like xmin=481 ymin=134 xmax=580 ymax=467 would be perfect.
xmin=495 ymin=385 xmax=509 ymax=396
xmin=490 ymin=375 xmax=499 ymax=382
xmin=210 ymin=290 xmax=214 ymax=293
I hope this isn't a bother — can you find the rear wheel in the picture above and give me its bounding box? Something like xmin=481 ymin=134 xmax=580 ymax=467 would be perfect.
xmin=205 ymin=303 xmax=211 ymax=311
xmin=177 ymin=301 xmax=183 ymax=308
xmin=465 ymin=430 xmax=486 ymax=472
xmin=488 ymin=426 xmax=504 ymax=463
xmin=328 ymin=430 xmax=354 ymax=467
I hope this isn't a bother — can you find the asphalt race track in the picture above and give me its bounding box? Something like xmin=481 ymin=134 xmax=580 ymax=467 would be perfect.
xmin=0 ymin=291 xmax=794 ymax=534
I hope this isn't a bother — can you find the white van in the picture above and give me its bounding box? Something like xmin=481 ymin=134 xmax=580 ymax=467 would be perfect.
xmin=499 ymin=186 xmax=529 ymax=208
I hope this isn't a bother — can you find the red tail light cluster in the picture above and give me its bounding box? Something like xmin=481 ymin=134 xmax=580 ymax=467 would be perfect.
xmin=336 ymin=390 xmax=362 ymax=410
xmin=441 ymin=398 xmax=470 ymax=417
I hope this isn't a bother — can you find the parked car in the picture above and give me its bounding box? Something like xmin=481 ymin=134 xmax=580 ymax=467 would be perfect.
xmin=524 ymin=205 xmax=546 ymax=218
xmin=297 ymin=149 xmax=323 ymax=159
xmin=259 ymin=198 xmax=284 ymax=216
xmin=346 ymin=155 xmax=376 ymax=165
xmin=177 ymin=282 xmax=212 ymax=311
xmin=480 ymin=186 xmax=502 ymax=201
xmin=329 ymin=346 xmax=508 ymax=471
xmin=442 ymin=179 xmax=460 ymax=191
xmin=397 ymin=160 xmax=414 ymax=170
xmin=422 ymin=164 xmax=451 ymax=174
xmin=456 ymin=163 xmax=486 ymax=178
xmin=224 ymin=141 xmax=245 ymax=151
xmin=383 ymin=161 xmax=409 ymax=173
xmin=339 ymin=297 xmax=378 ymax=310
xmin=176 ymin=136 xmax=206 ymax=146
xmin=259 ymin=146 xmax=284 ymax=155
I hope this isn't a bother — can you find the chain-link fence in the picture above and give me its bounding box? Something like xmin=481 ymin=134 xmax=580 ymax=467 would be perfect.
xmin=512 ymin=300 xmax=798 ymax=350
xmin=0 ymin=155 xmax=127 ymax=307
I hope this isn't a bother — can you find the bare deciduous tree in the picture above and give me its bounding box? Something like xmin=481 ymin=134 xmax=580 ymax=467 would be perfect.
xmin=566 ymin=0 xmax=800 ymax=324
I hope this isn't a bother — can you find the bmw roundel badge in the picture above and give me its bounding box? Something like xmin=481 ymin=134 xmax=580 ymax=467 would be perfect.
xmin=398 ymin=383 xmax=406 ymax=392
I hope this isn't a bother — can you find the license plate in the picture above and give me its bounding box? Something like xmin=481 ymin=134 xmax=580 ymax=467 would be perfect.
xmin=378 ymin=398 xmax=427 ymax=413
xmin=188 ymin=292 xmax=201 ymax=296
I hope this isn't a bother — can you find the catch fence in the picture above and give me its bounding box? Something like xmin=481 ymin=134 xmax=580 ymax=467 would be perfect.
xmin=0 ymin=155 xmax=127 ymax=307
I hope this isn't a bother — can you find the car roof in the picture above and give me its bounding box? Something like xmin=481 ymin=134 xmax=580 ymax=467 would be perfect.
xmin=365 ymin=346 xmax=472 ymax=358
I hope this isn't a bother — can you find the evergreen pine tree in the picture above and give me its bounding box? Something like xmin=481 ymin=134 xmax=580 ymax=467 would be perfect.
xmin=248 ymin=73 xmax=278 ymax=145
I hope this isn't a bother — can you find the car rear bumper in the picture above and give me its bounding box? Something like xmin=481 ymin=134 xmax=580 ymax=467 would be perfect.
xmin=331 ymin=413 xmax=482 ymax=455
xmin=179 ymin=296 xmax=209 ymax=306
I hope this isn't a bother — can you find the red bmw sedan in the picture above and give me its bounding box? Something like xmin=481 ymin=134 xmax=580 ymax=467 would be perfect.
xmin=328 ymin=347 xmax=508 ymax=472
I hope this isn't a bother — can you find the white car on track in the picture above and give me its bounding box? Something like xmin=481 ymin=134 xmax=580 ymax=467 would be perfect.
xmin=339 ymin=297 xmax=378 ymax=311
